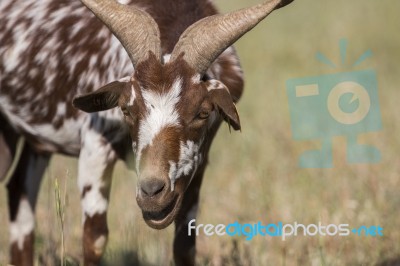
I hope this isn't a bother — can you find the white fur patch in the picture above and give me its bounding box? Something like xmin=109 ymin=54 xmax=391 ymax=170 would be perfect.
xmin=118 ymin=76 xmax=131 ymax=82
xmin=117 ymin=0 xmax=132 ymax=4
xmin=80 ymin=187 xmax=109 ymax=220
xmin=0 ymin=95 xmax=86 ymax=155
xmin=3 ymin=37 xmax=30 ymax=72
xmin=191 ymin=74 xmax=201 ymax=84
xmin=78 ymin=128 xmax=115 ymax=221
xmin=93 ymin=235 xmax=107 ymax=255
xmin=129 ymin=85 xmax=136 ymax=106
xmin=163 ymin=53 xmax=171 ymax=64
xmin=9 ymin=198 xmax=35 ymax=250
xmin=136 ymin=78 xmax=182 ymax=172
xmin=132 ymin=141 xmax=137 ymax=154
xmin=207 ymin=79 xmax=228 ymax=92
xmin=169 ymin=140 xmax=202 ymax=191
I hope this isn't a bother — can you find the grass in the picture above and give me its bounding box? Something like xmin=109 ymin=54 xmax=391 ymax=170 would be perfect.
xmin=1 ymin=0 xmax=400 ymax=265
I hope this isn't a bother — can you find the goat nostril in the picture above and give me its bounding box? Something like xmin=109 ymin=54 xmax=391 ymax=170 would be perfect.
xmin=140 ymin=179 xmax=165 ymax=197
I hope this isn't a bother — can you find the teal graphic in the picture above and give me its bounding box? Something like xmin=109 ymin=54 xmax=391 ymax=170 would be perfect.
xmin=286 ymin=39 xmax=382 ymax=168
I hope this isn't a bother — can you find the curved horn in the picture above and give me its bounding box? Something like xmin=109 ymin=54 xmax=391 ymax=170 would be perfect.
xmin=81 ymin=0 xmax=161 ymax=65
xmin=170 ymin=0 xmax=294 ymax=75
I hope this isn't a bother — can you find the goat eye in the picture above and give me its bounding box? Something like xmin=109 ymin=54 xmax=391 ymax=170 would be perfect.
xmin=197 ymin=110 xmax=210 ymax=119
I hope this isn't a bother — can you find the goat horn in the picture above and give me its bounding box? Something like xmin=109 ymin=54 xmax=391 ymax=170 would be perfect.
xmin=81 ymin=0 xmax=161 ymax=65
xmin=170 ymin=0 xmax=294 ymax=75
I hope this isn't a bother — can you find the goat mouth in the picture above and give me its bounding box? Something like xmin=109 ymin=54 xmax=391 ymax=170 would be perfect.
xmin=142 ymin=196 xmax=178 ymax=229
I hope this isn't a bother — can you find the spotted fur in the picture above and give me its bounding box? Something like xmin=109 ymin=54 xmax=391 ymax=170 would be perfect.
xmin=0 ymin=0 xmax=244 ymax=265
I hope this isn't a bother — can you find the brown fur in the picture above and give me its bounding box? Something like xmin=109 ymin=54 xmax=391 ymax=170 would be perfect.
xmin=83 ymin=213 xmax=108 ymax=266
xmin=1 ymin=1 xmax=245 ymax=265
xmin=10 ymin=232 xmax=34 ymax=266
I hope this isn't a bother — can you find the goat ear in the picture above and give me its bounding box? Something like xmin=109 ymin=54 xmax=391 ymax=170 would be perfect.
xmin=206 ymin=80 xmax=241 ymax=131
xmin=73 ymin=80 xmax=128 ymax=113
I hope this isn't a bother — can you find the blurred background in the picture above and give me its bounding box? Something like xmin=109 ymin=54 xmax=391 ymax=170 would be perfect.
xmin=0 ymin=0 xmax=399 ymax=265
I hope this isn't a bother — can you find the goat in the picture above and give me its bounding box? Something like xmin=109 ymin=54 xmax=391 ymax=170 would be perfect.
xmin=0 ymin=0 xmax=294 ymax=265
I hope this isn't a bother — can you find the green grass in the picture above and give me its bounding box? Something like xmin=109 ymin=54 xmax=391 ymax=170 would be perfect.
xmin=1 ymin=0 xmax=400 ymax=265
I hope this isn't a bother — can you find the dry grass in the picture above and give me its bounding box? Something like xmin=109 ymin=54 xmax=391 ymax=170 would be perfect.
xmin=1 ymin=0 xmax=399 ymax=265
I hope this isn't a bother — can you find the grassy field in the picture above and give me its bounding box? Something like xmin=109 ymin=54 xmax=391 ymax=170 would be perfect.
xmin=1 ymin=0 xmax=399 ymax=265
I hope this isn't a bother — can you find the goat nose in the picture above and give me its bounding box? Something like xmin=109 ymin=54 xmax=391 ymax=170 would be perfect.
xmin=140 ymin=178 xmax=165 ymax=197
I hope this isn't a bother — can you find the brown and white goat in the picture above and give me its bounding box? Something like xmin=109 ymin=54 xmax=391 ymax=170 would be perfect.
xmin=0 ymin=0 xmax=294 ymax=265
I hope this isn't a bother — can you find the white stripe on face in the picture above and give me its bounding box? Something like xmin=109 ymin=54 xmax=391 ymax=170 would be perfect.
xmin=136 ymin=78 xmax=183 ymax=172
